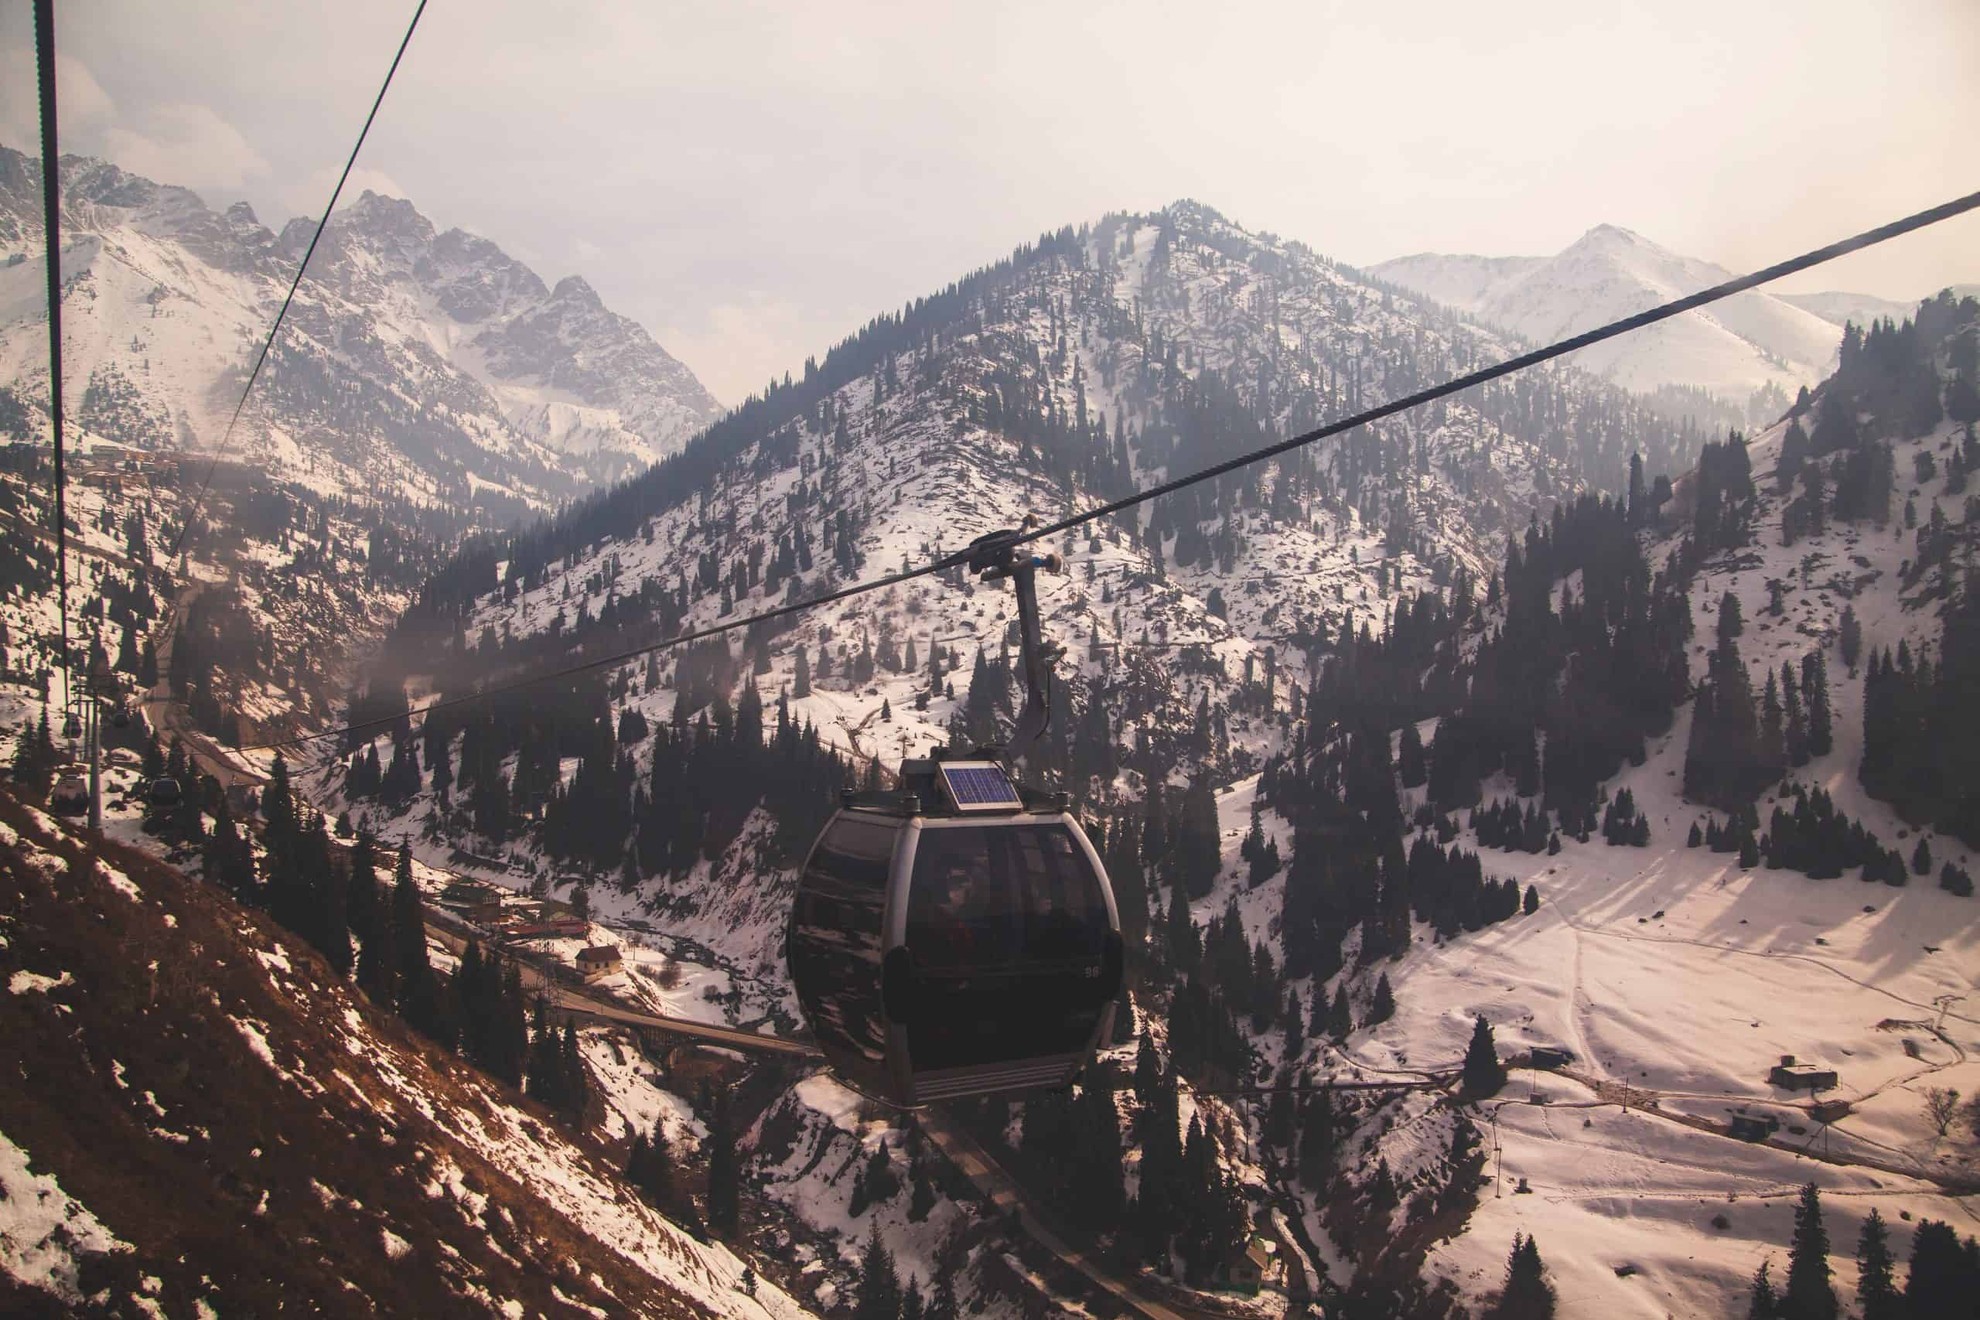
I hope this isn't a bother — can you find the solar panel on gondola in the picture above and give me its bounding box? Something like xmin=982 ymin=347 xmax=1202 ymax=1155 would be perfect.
xmin=786 ymin=521 xmax=1122 ymax=1107
xmin=938 ymin=761 xmax=1021 ymax=811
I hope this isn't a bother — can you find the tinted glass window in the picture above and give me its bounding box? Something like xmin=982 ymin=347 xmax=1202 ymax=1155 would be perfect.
xmin=789 ymin=816 xmax=897 ymax=1097
xmin=905 ymin=975 xmax=1106 ymax=1070
xmin=905 ymin=824 xmax=1109 ymax=972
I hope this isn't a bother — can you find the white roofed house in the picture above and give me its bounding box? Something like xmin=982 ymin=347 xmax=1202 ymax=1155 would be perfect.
xmin=577 ymin=945 xmax=622 ymax=984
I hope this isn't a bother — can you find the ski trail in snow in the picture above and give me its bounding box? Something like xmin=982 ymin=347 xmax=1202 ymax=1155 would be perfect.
xmin=1555 ymin=909 xmax=1980 ymax=1027
xmin=1562 ymin=916 xmax=1604 ymax=1083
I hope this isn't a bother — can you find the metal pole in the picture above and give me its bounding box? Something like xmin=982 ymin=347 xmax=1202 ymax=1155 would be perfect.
xmin=35 ymin=0 xmax=73 ymax=738
xmin=87 ymin=646 xmax=101 ymax=831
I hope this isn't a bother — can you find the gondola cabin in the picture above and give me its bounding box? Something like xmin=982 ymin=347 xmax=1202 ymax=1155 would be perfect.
xmin=50 ymin=772 xmax=89 ymax=816
xmin=787 ymin=758 xmax=1121 ymax=1107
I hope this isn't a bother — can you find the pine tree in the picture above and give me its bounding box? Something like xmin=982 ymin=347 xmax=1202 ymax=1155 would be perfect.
xmin=706 ymin=1087 xmax=739 ymax=1233
xmin=1368 ymin=973 xmax=1396 ymax=1025
xmin=854 ymin=1226 xmax=903 ymax=1320
xmin=1855 ymin=1208 xmax=1899 ymax=1320
xmin=1747 ymin=1259 xmax=1778 ymax=1320
xmin=556 ymin=1022 xmax=589 ymax=1123
xmin=1902 ymin=1219 xmax=1975 ymax=1320
xmin=1782 ymin=1182 xmax=1837 ymax=1320
xmin=1839 ymin=605 xmax=1862 ymax=675
xmin=1801 ymin=651 xmax=1832 ymax=757
xmin=1164 ymin=883 xmax=1200 ymax=970
xmin=391 ymin=843 xmax=445 ymax=1041
xmin=1463 ymin=1015 xmax=1506 ymax=1096
xmin=928 ymin=1251 xmax=958 ymax=1320
xmin=1489 ymin=1232 xmax=1556 ymax=1319
xmin=1134 ymin=1068 xmax=1185 ymax=1261
xmin=793 ymin=645 xmax=811 ymax=698
xmin=1125 ymin=1032 xmax=1160 ymax=1108
xmin=1328 ymin=982 xmax=1352 ymax=1040
xmin=355 ymin=893 xmax=397 ymax=1007
xmin=1523 ymin=883 xmax=1540 ymax=914
xmin=1296 ymin=1089 xmax=1335 ymax=1188
xmin=526 ymin=998 xmax=564 ymax=1110
xmin=1399 ymin=720 xmax=1427 ymax=788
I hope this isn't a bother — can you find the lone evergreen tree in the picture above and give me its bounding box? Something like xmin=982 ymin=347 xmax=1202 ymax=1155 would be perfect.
xmin=1747 ymin=1259 xmax=1778 ymax=1320
xmin=1838 ymin=604 xmax=1862 ymax=674
xmin=1782 ymin=1182 xmax=1837 ymax=1320
xmin=1855 ymin=1207 xmax=1899 ymax=1320
xmin=1902 ymin=1219 xmax=1974 ymax=1320
xmin=1488 ymin=1232 xmax=1556 ymax=1319
xmin=1463 ymin=1015 xmax=1506 ymax=1096
xmin=1328 ymin=982 xmax=1353 ymax=1040
xmin=854 ymin=1225 xmax=903 ymax=1320
xmin=1368 ymin=973 xmax=1396 ymax=1025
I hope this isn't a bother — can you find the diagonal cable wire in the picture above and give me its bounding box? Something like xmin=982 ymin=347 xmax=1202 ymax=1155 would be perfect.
xmin=241 ymin=186 xmax=1980 ymax=755
xmin=165 ymin=0 xmax=428 ymax=565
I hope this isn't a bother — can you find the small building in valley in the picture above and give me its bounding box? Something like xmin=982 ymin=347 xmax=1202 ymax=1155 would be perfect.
xmin=1729 ymin=1112 xmax=1781 ymax=1142
xmin=1768 ymin=1055 xmax=1839 ymax=1092
xmin=577 ymin=945 xmax=622 ymax=983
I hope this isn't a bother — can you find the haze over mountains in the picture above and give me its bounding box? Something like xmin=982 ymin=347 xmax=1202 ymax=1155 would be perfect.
xmin=5 ymin=130 xmax=1980 ymax=1317
xmin=0 ymin=146 xmax=721 ymax=519
xmin=1373 ymin=223 xmax=1917 ymax=409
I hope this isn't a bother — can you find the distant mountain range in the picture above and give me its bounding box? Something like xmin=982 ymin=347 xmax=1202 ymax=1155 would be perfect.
xmin=1372 ymin=223 xmax=1924 ymax=407
xmin=0 ymin=146 xmax=721 ymax=517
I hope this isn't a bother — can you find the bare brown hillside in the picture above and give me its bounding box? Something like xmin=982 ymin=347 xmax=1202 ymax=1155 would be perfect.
xmin=0 ymin=788 xmax=766 ymax=1317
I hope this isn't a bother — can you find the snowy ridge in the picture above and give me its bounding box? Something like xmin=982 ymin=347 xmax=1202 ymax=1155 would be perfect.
xmin=338 ymin=200 xmax=1692 ymax=984
xmin=1375 ymin=224 xmax=1866 ymax=403
xmin=0 ymin=146 xmax=721 ymax=506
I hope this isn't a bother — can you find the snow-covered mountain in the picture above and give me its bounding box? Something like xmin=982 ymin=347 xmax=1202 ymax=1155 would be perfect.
xmin=0 ymin=146 xmax=721 ymax=512
xmin=1779 ymin=289 xmax=1916 ymax=330
xmin=313 ymin=207 xmax=1980 ymax=1315
xmin=1373 ymin=224 xmax=1863 ymax=406
xmin=342 ymin=200 xmax=1699 ymax=964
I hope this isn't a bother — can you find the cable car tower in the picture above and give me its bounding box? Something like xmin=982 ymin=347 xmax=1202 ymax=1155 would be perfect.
xmin=785 ymin=519 xmax=1123 ymax=1106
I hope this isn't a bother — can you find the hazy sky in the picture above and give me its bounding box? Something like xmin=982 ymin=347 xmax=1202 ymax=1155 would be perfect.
xmin=3 ymin=0 xmax=1976 ymax=403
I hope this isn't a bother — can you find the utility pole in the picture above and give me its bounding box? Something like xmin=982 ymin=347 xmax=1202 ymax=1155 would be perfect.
xmin=1490 ymin=1108 xmax=1502 ymax=1198
xmin=87 ymin=641 xmax=107 ymax=832
xmin=36 ymin=0 xmax=74 ymax=748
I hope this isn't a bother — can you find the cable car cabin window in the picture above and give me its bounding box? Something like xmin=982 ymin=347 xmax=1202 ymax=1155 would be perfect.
xmin=789 ymin=816 xmax=897 ymax=1098
xmin=903 ymin=823 xmax=1111 ymax=1071
xmin=907 ymin=824 xmax=1108 ymax=970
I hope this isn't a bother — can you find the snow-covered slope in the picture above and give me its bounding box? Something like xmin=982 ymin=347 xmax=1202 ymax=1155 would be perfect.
xmin=1375 ymin=225 xmax=1862 ymax=404
xmin=331 ymin=200 xmax=1696 ymax=982
xmin=1780 ymin=290 xmax=1917 ymax=330
xmin=0 ymin=146 xmax=721 ymax=507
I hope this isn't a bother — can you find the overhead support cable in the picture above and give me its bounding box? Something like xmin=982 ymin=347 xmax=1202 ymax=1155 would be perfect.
xmin=166 ymin=0 xmax=429 ymax=564
xmin=244 ymin=186 xmax=1980 ymax=755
